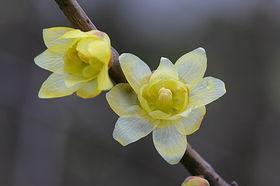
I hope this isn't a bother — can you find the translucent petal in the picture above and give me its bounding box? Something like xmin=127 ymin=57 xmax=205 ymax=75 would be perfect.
xmin=61 ymin=30 xmax=105 ymax=39
xmin=88 ymin=40 xmax=111 ymax=64
xmin=34 ymin=49 xmax=64 ymax=74
xmin=138 ymin=84 xmax=153 ymax=112
xmin=82 ymin=65 xmax=98 ymax=78
xmin=97 ymin=66 xmax=113 ymax=90
xmin=119 ymin=53 xmax=152 ymax=93
xmin=43 ymin=27 xmax=76 ymax=54
xmin=176 ymin=106 xmax=206 ymax=135
xmin=106 ymin=83 xmax=138 ymax=116
xmin=153 ymin=124 xmax=187 ymax=164
xmin=38 ymin=73 xmax=81 ymax=98
xmin=76 ymin=79 xmax=101 ymax=98
xmin=76 ymin=38 xmax=94 ymax=57
xmin=150 ymin=57 xmax=178 ymax=82
xmin=189 ymin=77 xmax=226 ymax=107
xmin=76 ymin=38 xmax=111 ymax=64
xmin=64 ymin=75 xmax=90 ymax=87
xmin=148 ymin=110 xmax=171 ymax=120
xmin=113 ymin=115 xmax=155 ymax=146
xmin=175 ymin=47 xmax=207 ymax=87
xmin=61 ymin=29 xmax=92 ymax=39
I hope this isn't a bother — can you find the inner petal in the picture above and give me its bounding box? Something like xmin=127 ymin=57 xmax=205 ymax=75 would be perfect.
xmin=64 ymin=46 xmax=87 ymax=76
xmin=78 ymin=52 xmax=89 ymax=64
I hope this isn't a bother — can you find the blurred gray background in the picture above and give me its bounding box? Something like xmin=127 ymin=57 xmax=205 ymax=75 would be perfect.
xmin=1 ymin=0 xmax=280 ymax=185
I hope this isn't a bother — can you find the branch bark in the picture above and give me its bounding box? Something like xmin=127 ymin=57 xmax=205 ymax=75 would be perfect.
xmin=181 ymin=145 xmax=238 ymax=186
xmin=53 ymin=0 xmax=238 ymax=186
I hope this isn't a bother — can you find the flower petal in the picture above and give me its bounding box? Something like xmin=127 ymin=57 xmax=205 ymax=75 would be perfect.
xmin=38 ymin=73 xmax=81 ymax=98
xmin=88 ymin=40 xmax=111 ymax=64
xmin=150 ymin=57 xmax=178 ymax=82
xmin=76 ymin=38 xmax=111 ymax=64
xmin=175 ymin=47 xmax=207 ymax=87
xmin=189 ymin=77 xmax=226 ymax=107
xmin=153 ymin=124 xmax=187 ymax=164
xmin=113 ymin=114 xmax=155 ymax=146
xmin=176 ymin=106 xmax=206 ymax=135
xmin=43 ymin=27 xmax=76 ymax=54
xmin=97 ymin=66 xmax=113 ymax=90
xmin=76 ymin=38 xmax=94 ymax=57
xmin=34 ymin=49 xmax=64 ymax=74
xmin=61 ymin=30 xmax=105 ymax=39
xmin=76 ymin=79 xmax=101 ymax=98
xmin=64 ymin=75 xmax=90 ymax=87
xmin=119 ymin=53 xmax=152 ymax=93
xmin=106 ymin=83 xmax=138 ymax=116
xmin=61 ymin=29 xmax=91 ymax=39
xmin=148 ymin=110 xmax=171 ymax=120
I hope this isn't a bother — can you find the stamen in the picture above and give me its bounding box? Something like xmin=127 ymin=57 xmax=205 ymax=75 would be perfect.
xmin=158 ymin=87 xmax=173 ymax=103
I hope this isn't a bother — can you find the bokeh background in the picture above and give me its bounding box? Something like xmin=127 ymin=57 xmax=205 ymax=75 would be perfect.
xmin=1 ymin=0 xmax=280 ymax=185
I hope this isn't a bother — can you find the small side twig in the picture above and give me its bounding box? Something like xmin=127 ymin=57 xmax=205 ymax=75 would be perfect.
xmin=52 ymin=1 xmax=238 ymax=186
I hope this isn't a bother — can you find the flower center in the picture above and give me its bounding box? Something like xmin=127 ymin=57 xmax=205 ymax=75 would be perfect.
xmin=158 ymin=87 xmax=173 ymax=103
xmin=63 ymin=43 xmax=103 ymax=78
xmin=139 ymin=79 xmax=189 ymax=119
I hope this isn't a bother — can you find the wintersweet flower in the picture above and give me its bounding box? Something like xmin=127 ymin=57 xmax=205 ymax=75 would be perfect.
xmin=106 ymin=47 xmax=226 ymax=164
xmin=181 ymin=176 xmax=210 ymax=186
xmin=35 ymin=27 xmax=113 ymax=98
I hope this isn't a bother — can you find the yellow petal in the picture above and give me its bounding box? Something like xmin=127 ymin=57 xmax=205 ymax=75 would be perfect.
xmin=76 ymin=38 xmax=111 ymax=64
xmin=38 ymin=73 xmax=81 ymax=98
xmin=176 ymin=106 xmax=206 ymax=135
xmin=119 ymin=53 xmax=152 ymax=93
xmin=175 ymin=47 xmax=207 ymax=87
xmin=153 ymin=123 xmax=187 ymax=164
xmin=106 ymin=83 xmax=138 ymax=116
xmin=113 ymin=113 xmax=156 ymax=146
xmin=61 ymin=29 xmax=104 ymax=39
xmin=88 ymin=40 xmax=111 ymax=64
xmin=76 ymin=38 xmax=94 ymax=57
xmin=61 ymin=29 xmax=91 ymax=39
xmin=43 ymin=27 xmax=76 ymax=54
xmin=189 ymin=77 xmax=226 ymax=107
xmin=97 ymin=66 xmax=113 ymax=90
xmin=76 ymin=79 xmax=101 ymax=98
xmin=148 ymin=110 xmax=171 ymax=120
xmin=64 ymin=75 xmax=90 ymax=87
xmin=182 ymin=176 xmax=210 ymax=186
xmin=150 ymin=57 xmax=178 ymax=83
xmin=34 ymin=49 xmax=64 ymax=74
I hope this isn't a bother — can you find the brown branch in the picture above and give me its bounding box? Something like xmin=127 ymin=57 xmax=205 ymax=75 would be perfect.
xmin=53 ymin=0 xmax=238 ymax=186
xmin=55 ymin=0 xmax=96 ymax=31
xmin=181 ymin=144 xmax=238 ymax=186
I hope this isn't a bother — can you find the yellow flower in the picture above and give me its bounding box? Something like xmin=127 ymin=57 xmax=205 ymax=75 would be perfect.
xmin=181 ymin=176 xmax=210 ymax=186
xmin=106 ymin=48 xmax=226 ymax=164
xmin=35 ymin=27 xmax=113 ymax=98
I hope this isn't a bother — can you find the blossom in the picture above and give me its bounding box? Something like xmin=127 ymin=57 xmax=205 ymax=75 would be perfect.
xmin=181 ymin=176 xmax=210 ymax=186
xmin=35 ymin=27 xmax=113 ymax=98
xmin=106 ymin=47 xmax=226 ymax=164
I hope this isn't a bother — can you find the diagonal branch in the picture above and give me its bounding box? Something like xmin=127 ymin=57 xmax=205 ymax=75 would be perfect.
xmin=53 ymin=0 xmax=238 ymax=186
